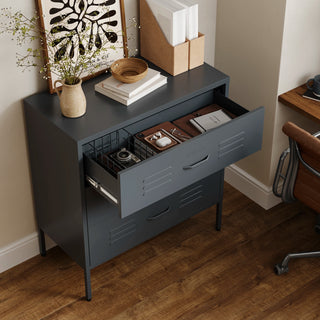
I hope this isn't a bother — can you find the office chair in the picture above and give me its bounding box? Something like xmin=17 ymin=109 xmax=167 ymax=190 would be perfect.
xmin=273 ymin=121 xmax=320 ymax=275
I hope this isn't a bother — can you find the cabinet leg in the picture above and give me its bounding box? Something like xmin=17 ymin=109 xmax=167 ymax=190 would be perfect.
xmin=38 ymin=229 xmax=46 ymax=256
xmin=84 ymin=268 xmax=92 ymax=301
xmin=216 ymin=170 xmax=224 ymax=231
xmin=216 ymin=201 xmax=222 ymax=231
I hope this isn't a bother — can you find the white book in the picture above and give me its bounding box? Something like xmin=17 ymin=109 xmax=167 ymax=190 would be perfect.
xmin=95 ymin=75 xmax=167 ymax=106
xmin=146 ymin=0 xmax=186 ymax=46
xmin=189 ymin=110 xmax=232 ymax=133
xmin=99 ymin=68 xmax=161 ymax=98
xmin=174 ymin=0 xmax=198 ymax=40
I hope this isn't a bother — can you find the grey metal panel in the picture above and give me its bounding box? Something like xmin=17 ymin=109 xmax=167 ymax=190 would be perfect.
xmin=84 ymin=103 xmax=264 ymax=218
xmin=87 ymin=172 xmax=221 ymax=268
xmin=86 ymin=189 xmax=170 ymax=268
xmin=23 ymin=63 xmax=229 ymax=144
xmin=118 ymin=106 xmax=264 ymax=218
xmin=24 ymin=104 xmax=87 ymax=268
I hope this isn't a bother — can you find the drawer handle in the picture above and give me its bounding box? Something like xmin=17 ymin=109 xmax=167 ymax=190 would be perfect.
xmin=146 ymin=207 xmax=171 ymax=221
xmin=183 ymin=155 xmax=210 ymax=170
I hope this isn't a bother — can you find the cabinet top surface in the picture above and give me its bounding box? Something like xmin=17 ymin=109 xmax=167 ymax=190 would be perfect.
xmin=24 ymin=63 xmax=228 ymax=144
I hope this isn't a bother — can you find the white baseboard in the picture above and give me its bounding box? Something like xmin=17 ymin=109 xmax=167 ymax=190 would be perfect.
xmin=225 ymin=164 xmax=282 ymax=210
xmin=0 ymin=232 xmax=56 ymax=273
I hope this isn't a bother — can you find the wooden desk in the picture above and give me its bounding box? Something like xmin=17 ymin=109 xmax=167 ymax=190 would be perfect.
xmin=278 ymin=84 xmax=320 ymax=123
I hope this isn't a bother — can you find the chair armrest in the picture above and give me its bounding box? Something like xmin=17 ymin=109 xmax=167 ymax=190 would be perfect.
xmin=294 ymin=141 xmax=320 ymax=178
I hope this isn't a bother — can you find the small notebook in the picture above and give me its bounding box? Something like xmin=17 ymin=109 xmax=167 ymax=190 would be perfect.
xmin=189 ymin=109 xmax=232 ymax=133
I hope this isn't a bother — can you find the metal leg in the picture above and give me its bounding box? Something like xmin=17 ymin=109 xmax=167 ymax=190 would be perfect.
xmin=215 ymin=170 xmax=224 ymax=231
xmin=216 ymin=201 xmax=222 ymax=231
xmin=84 ymin=268 xmax=92 ymax=301
xmin=38 ymin=229 xmax=46 ymax=257
xmin=275 ymin=251 xmax=320 ymax=275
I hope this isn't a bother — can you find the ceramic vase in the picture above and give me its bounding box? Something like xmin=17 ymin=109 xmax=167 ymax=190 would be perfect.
xmin=54 ymin=79 xmax=86 ymax=118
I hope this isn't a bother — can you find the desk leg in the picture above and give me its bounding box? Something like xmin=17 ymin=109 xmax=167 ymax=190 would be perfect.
xmin=38 ymin=229 xmax=46 ymax=256
xmin=84 ymin=268 xmax=92 ymax=301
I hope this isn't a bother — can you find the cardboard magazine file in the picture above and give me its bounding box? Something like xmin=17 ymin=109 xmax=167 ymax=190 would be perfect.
xmin=188 ymin=33 xmax=205 ymax=70
xmin=139 ymin=0 xmax=189 ymax=76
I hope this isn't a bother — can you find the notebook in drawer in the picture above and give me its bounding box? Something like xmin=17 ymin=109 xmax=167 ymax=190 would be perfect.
xmin=173 ymin=104 xmax=236 ymax=137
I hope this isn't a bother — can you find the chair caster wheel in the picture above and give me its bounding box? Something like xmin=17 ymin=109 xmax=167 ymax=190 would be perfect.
xmin=274 ymin=263 xmax=288 ymax=275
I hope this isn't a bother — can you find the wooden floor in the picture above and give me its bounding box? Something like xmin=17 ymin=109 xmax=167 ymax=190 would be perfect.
xmin=1 ymin=183 xmax=320 ymax=320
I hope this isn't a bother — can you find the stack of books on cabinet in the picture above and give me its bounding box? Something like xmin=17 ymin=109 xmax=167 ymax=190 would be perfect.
xmin=95 ymin=68 xmax=167 ymax=106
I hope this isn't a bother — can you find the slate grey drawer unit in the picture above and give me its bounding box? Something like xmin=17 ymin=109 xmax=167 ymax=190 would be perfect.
xmin=87 ymin=172 xmax=222 ymax=269
xmin=24 ymin=63 xmax=264 ymax=301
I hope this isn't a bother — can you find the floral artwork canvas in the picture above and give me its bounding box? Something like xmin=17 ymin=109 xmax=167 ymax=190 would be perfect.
xmin=36 ymin=0 xmax=127 ymax=92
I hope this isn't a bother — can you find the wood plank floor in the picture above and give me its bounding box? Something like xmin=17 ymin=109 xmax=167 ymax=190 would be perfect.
xmin=1 ymin=182 xmax=320 ymax=320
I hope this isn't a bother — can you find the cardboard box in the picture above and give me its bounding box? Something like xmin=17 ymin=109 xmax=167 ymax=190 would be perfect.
xmin=140 ymin=0 xmax=188 ymax=76
xmin=188 ymin=33 xmax=205 ymax=69
xmin=140 ymin=0 xmax=205 ymax=76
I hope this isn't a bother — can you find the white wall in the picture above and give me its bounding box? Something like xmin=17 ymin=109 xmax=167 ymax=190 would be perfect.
xmin=0 ymin=0 xmax=139 ymax=251
xmin=0 ymin=0 xmax=45 ymax=249
xmin=198 ymin=0 xmax=217 ymax=66
xmin=215 ymin=0 xmax=287 ymax=186
xmin=271 ymin=0 xmax=320 ymax=182
xmin=0 ymin=0 xmax=217 ymax=270
xmin=215 ymin=0 xmax=320 ymax=207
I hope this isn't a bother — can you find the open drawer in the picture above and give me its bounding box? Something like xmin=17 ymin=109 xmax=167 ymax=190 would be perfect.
xmin=84 ymin=92 xmax=264 ymax=218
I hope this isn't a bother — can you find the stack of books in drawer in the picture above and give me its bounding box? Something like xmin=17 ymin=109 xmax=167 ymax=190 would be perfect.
xmin=95 ymin=68 xmax=167 ymax=106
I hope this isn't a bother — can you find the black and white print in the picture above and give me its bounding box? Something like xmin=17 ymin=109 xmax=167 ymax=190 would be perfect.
xmin=37 ymin=0 xmax=126 ymax=90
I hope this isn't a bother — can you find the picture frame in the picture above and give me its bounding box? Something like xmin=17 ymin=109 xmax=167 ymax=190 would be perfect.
xmin=36 ymin=0 xmax=128 ymax=93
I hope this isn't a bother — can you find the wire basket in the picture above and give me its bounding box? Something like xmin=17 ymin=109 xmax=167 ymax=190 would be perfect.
xmin=84 ymin=128 xmax=156 ymax=177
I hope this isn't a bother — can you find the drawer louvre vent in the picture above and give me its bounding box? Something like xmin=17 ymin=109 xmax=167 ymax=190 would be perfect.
xmin=109 ymin=219 xmax=136 ymax=244
xmin=179 ymin=184 xmax=204 ymax=208
xmin=218 ymin=132 xmax=245 ymax=159
xmin=142 ymin=167 xmax=173 ymax=195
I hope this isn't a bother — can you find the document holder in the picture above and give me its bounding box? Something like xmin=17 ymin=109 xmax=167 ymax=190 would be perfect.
xmin=188 ymin=32 xmax=205 ymax=70
xmin=140 ymin=0 xmax=204 ymax=76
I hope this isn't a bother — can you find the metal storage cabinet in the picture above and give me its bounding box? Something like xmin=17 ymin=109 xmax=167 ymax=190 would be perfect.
xmin=23 ymin=63 xmax=264 ymax=301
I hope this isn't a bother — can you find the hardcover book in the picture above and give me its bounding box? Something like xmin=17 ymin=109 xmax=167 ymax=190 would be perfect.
xmin=174 ymin=0 xmax=198 ymax=40
xmin=146 ymin=0 xmax=187 ymax=46
xmin=98 ymin=68 xmax=161 ymax=98
xmin=95 ymin=75 xmax=167 ymax=106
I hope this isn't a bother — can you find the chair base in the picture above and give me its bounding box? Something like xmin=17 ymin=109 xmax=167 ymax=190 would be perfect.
xmin=274 ymin=251 xmax=320 ymax=275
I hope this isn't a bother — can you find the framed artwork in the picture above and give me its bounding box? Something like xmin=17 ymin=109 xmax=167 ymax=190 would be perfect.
xmin=36 ymin=0 xmax=128 ymax=93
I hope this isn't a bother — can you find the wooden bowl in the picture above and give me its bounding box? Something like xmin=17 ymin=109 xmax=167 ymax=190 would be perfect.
xmin=110 ymin=58 xmax=148 ymax=84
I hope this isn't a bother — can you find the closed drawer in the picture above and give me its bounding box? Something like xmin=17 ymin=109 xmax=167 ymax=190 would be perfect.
xmin=140 ymin=170 xmax=222 ymax=239
xmin=87 ymin=173 xmax=221 ymax=268
xmin=84 ymin=92 xmax=264 ymax=218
